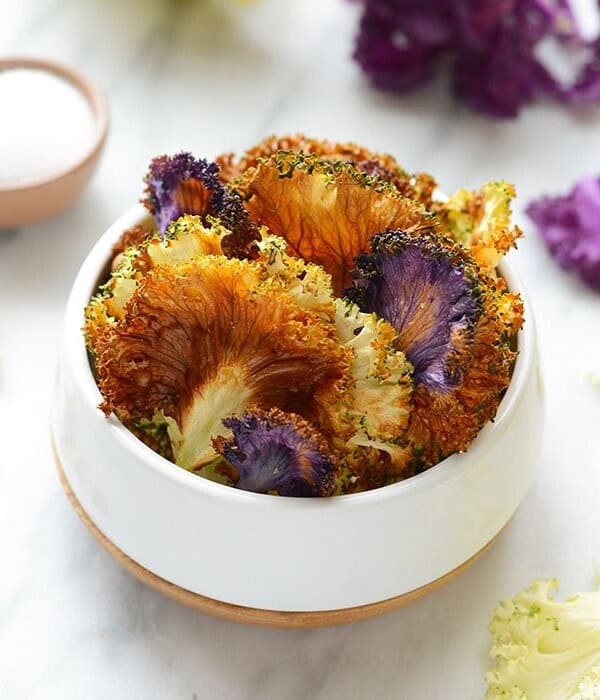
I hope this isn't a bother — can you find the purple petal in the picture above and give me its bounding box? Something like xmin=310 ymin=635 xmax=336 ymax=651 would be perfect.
xmin=527 ymin=175 xmax=600 ymax=291
xmin=213 ymin=409 xmax=337 ymax=497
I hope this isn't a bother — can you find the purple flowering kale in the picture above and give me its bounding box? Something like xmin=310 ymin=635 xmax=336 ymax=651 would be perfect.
xmin=143 ymin=152 xmax=260 ymax=257
xmin=352 ymin=0 xmax=600 ymax=118
xmin=346 ymin=229 xmax=480 ymax=391
xmin=352 ymin=2 xmax=454 ymax=94
xmin=527 ymin=175 xmax=600 ymax=291
xmin=213 ymin=409 xmax=337 ymax=497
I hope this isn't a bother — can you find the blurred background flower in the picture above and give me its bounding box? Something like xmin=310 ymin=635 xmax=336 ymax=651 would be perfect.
xmin=527 ymin=174 xmax=600 ymax=290
xmin=351 ymin=0 xmax=600 ymax=118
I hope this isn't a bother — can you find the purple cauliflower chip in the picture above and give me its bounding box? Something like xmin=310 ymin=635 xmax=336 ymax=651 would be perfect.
xmin=213 ymin=409 xmax=338 ymax=497
xmin=143 ymin=152 xmax=259 ymax=257
xmin=346 ymin=229 xmax=480 ymax=392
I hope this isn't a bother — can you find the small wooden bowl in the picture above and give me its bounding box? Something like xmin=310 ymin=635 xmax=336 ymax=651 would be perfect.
xmin=0 ymin=57 xmax=108 ymax=228
xmin=52 ymin=207 xmax=543 ymax=627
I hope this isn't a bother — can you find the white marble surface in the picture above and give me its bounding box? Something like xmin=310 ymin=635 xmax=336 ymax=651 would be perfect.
xmin=1 ymin=1 xmax=600 ymax=697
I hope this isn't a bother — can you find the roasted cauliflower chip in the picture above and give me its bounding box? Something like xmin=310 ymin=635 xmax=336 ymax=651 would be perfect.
xmin=347 ymin=229 xmax=520 ymax=470
xmin=90 ymin=256 xmax=352 ymax=470
xmin=434 ymin=181 xmax=522 ymax=272
xmin=233 ymin=152 xmax=438 ymax=295
xmin=143 ymin=152 xmax=260 ymax=258
xmin=332 ymin=299 xmax=414 ymax=487
xmin=213 ymin=407 xmax=338 ymax=497
xmin=217 ymin=133 xmax=436 ymax=205
xmin=84 ymin=215 xmax=230 ymax=344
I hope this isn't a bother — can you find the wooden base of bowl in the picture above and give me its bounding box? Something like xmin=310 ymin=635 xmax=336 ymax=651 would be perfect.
xmin=54 ymin=441 xmax=500 ymax=628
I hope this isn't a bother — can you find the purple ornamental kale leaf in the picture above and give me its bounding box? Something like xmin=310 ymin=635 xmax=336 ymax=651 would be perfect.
xmin=143 ymin=152 xmax=260 ymax=257
xmin=527 ymin=175 xmax=600 ymax=291
xmin=353 ymin=0 xmax=454 ymax=93
xmin=352 ymin=0 xmax=600 ymax=118
xmin=346 ymin=229 xmax=480 ymax=391
xmin=214 ymin=409 xmax=337 ymax=497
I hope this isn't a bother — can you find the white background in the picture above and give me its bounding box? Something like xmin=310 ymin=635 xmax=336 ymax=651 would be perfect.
xmin=1 ymin=1 xmax=600 ymax=697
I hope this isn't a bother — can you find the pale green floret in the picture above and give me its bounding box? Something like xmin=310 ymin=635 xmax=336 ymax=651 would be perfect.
xmin=333 ymin=299 xmax=413 ymax=457
xmin=486 ymin=577 xmax=600 ymax=700
xmin=575 ymin=669 xmax=600 ymax=699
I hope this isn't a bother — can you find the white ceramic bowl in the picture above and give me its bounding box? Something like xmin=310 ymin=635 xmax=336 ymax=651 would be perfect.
xmin=52 ymin=205 xmax=542 ymax=624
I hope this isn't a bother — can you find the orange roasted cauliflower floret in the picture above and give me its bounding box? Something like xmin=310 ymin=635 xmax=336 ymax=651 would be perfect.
xmin=90 ymin=256 xmax=352 ymax=470
xmin=232 ymin=152 xmax=438 ymax=295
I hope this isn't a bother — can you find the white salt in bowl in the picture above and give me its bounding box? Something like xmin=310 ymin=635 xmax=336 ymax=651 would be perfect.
xmin=0 ymin=57 xmax=108 ymax=228
xmin=52 ymin=206 xmax=543 ymax=627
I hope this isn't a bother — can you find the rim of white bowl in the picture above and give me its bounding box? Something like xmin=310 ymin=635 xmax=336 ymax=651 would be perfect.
xmin=63 ymin=204 xmax=536 ymax=508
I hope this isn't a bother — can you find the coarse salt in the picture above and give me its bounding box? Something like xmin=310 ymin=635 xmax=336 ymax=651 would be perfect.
xmin=0 ymin=67 xmax=97 ymax=188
